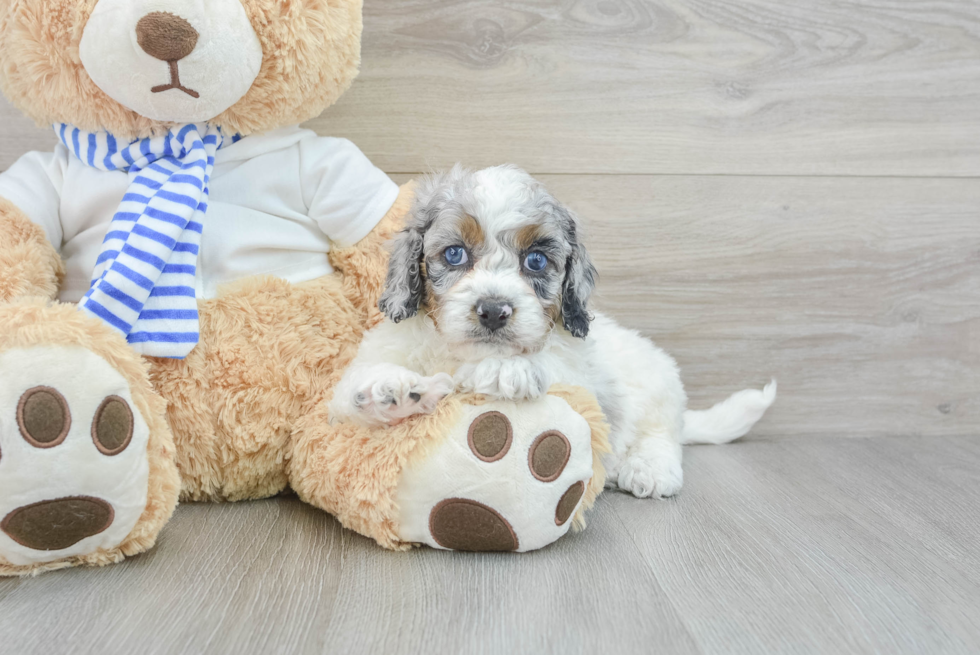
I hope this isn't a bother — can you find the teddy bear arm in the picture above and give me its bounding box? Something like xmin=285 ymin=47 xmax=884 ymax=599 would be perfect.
xmin=327 ymin=181 xmax=415 ymax=323
xmin=0 ymin=197 xmax=65 ymax=303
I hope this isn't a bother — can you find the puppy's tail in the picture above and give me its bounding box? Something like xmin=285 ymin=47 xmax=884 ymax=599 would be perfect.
xmin=681 ymin=380 xmax=777 ymax=445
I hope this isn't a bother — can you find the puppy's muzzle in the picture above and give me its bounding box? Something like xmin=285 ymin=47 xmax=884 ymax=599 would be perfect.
xmin=475 ymin=298 xmax=513 ymax=332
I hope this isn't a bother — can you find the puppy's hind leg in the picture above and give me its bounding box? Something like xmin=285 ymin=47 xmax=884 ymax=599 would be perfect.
xmin=591 ymin=315 xmax=686 ymax=498
xmin=618 ymin=423 xmax=684 ymax=499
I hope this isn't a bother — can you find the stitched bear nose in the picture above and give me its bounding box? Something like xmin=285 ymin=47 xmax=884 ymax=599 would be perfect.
xmin=136 ymin=12 xmax=199 ymax=63
xmin=476 ymin=299 xmax=513 ymax=332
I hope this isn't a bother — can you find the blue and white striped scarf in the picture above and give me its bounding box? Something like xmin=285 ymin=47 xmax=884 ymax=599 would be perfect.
xmin=56 ymin=123 xmax=240 ymax=359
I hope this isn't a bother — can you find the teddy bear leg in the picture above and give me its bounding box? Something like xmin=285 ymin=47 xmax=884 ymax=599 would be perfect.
xmin=0 ymin=300 xmax=180 ymax=576
xmin=290 ymin=385 xmax=609 ymax=553
xmin=395 ymin=391 xmax=608 ymax=552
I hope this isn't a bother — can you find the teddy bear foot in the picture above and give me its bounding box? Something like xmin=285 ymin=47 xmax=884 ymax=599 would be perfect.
xmin=0 ymin=345 xmax=154 ymax=569
xmin=394 ymin=394 xmax=598 ymax=553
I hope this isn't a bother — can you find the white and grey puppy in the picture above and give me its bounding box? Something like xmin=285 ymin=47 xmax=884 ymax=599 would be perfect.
xmin=330 ymin=165 xmax=775 ymax=498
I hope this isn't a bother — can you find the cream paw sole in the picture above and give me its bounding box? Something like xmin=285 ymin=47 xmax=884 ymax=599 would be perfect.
xmin=0 ymin=346 xmax=150 ymax=566
xmin=395 ymin=394 xmax=595 ymax=553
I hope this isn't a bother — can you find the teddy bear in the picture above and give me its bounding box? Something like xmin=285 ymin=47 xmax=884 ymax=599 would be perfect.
xmin=0 ymin=0 xmax=610 ymax=575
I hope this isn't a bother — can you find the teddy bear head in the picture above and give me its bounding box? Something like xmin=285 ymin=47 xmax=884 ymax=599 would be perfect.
xmin=0 ymin=0 xmax=362 ymax=139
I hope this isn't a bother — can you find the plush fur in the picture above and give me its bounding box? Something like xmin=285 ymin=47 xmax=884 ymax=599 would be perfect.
xmin=293 ymin=384 xmax=610 ymax=549
xmin=0 ymin=198 xmax=64 ymax=302
xmin=0 ymin=174 xmax=414 ymax=574
xmin=149 ymin=184 xmax=414 ymax=502
xmin=0 ymin=0 xmax=391 ymax=572
xmin=0 ymin=0 xmax=362 ymax=139
xmin=0 ymin=1 xmax=611 ymax=573
xmin=0 ymin=297 xmax=180 ymax=576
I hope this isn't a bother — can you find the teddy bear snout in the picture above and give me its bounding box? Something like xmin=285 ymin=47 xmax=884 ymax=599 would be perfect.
xmin=136 ymin=12 xmax=199 ymax=63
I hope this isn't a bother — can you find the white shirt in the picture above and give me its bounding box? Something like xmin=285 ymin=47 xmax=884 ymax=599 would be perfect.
xmin=0 ymin=126 xmax=399 ymax=302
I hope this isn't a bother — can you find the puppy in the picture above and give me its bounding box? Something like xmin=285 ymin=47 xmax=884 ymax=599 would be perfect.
xmin=330 ymin=165 xmax=775 ymax=498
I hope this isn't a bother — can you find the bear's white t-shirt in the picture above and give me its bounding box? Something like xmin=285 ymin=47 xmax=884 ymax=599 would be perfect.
xmin=0 ymin=126 xmax=399 ymax=302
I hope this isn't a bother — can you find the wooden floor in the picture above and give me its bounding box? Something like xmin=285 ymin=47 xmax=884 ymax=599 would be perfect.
xmin=1 ymin=436 xmax=978 ymax=654
xmin=1 ymin=1 xmax=978 ymax=653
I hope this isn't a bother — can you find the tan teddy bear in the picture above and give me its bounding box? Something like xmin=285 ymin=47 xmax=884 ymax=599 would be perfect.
xmin=0 ymin=0 xmax=609 ymax=576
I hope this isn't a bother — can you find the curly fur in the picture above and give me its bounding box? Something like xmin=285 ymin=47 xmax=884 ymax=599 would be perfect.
xmin=336 ymin=166 xmax=776 ymax=500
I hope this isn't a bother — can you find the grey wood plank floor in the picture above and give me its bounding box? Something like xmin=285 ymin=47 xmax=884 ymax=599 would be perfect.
xmin=1 ymin=436 xmax=977 ymax=655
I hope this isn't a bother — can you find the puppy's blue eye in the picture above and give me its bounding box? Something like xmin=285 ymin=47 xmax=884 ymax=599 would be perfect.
xmin=524 ymin=251 xmax=548 ymax=272
xmin=444 ymin=246 xmax=468 ymax=266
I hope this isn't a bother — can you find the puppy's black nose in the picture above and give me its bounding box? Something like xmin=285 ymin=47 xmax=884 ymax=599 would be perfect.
xmin=476 ymin=299 xmax=513 ymax=331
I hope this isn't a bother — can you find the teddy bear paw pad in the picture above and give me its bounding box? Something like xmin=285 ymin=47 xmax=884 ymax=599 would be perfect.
xmin=2 ymin=496 xmax=115 ymax=551
xmin=396 ymin=395 xmax=595 ymax=553
xmin=0 ymin=347 xmax=150 ymax=566
xmin=429 ymin=498 xmax=519 ymax=551
xmin=555 ymin=481 xmax=586 ymax=526
xmin=467 ymin=411 xmax=513 ymax=462
xmin=528 ymin=430 xmax=571 ymax=482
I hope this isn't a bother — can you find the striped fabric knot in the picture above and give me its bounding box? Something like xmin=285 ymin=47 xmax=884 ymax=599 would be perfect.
xmin=55 ymin=123 xmax=242 ymax=359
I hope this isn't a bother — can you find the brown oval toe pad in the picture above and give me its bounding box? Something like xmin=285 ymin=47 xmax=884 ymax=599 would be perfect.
xmin=528 ymin=430 xmax=571 ymax=482
xmin=555 ymin=481 xmax=586 ymax=526
xmin=92 ymin=396 xmax=134 ymax=456
xmin=17 ymin=386 xmax=71 ymax=448
xmin=1 ymin=496 xmax=114 ymax=551
xmin=467 ymin=411 xmax=513 ymax=462
xmin=429 ymin=498 xmax=519 ymax=552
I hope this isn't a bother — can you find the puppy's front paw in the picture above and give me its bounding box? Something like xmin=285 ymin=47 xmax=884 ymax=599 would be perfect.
xmin=455 ymin=357 xmax=550 ymax=401
xmin=330 ymin=365 xmax=454 ymax=427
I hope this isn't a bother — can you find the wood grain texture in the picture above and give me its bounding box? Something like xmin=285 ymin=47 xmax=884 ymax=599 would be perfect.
xmin=614 ymin=435 xmax=980 ymax=654
xmin=310 ymin=0 xmax=980 ymax=176
xmin=388 ymin=173 xmax=980 ymax=440
xmin=0 ymin=100 xmax=56 ymax=172
xmin=1 ymin=436 xmax=979 ymax=654
xmin=3 ymin=1 xmax=979 ymax=176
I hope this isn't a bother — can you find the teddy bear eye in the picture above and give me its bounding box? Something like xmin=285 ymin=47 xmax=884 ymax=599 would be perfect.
xmin=444 ymin=246 xmax=469 ymax=267
xmin=524 ymin=251 xmax=548 ymax=272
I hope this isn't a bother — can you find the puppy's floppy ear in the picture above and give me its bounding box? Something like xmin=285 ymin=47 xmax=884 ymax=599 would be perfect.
xmin=378 ymin=169 xmax=458 ymax=322
xmin=549 ymin=200 xmax=597 ymax=338
xmin=378 ymin=224 xmax=426 ymax=323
